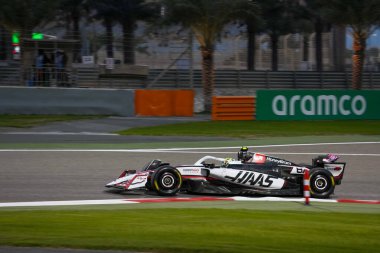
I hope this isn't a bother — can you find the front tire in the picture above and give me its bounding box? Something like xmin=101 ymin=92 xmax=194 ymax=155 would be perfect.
xmin=151 ymin=166 xmax=182 ymax=196
xmin=309 ymin=168 xmax=335 ymax=199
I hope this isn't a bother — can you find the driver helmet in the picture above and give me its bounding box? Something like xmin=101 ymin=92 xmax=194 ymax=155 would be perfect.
xmin=238 ymin=146 xmax=252 ymax=162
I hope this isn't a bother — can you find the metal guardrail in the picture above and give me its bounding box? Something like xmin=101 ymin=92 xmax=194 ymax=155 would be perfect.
xmin=0 ymin=66 xmax=19 ymax=85
xmin=1 ymin=65 xmax=379 ymax=89
xmin=74 ymin=65 xmax=147 ymax=89
xmin=147 ymin=69 xmax=380 ymax=89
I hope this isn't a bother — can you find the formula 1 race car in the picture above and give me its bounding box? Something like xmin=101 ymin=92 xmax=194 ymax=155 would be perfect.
xmin=105 ymin=148 xmax=346 ymax=199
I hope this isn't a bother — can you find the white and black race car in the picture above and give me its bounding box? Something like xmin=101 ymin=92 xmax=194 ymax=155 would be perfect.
xmin=106 ymin=148 xmax=346 ymax=199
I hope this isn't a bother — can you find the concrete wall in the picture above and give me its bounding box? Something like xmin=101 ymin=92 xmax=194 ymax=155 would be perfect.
xmin=0 ymin=87 xmax=135 ymax=116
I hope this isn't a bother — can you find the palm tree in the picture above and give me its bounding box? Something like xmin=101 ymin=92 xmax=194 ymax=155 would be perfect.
xmin=86 ymin=0 xmax=117 ymax=58
xmin=0 ymin=0 xmax=61 ymax=83
xmin=291 ymin=1 xmax=315 ymax=70
xmin=299 ymin=0 xmax=331 ymax=72
xmin=246 ymin=13 xmax=263 ymax=71
xmin=59 ymin=0 xmax=84 ymax=38
xmin=96 ymin=0 xmax=159 ymax=64
xmin=320 ymin=0 xmax=380 ymax=89
xmin=58 ymin=0 xmax=87 ymax=62
xmin=255 ymin=0 xmax=298 ymax=71
xmin=0 ymin=0 xmax=60 ymax=38
xmin=163 ymin=0 xmax=258 ymax=112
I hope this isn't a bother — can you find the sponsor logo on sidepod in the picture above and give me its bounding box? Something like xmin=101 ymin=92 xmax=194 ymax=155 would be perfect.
xmin=225 ymin=171 xmax=276 ymax=187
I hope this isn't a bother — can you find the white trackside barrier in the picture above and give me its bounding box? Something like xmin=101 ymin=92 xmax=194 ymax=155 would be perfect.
xmin=303 ymin=168 xmax=310 ymax=205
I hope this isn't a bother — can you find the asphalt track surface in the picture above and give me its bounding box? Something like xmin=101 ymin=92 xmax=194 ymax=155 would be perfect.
xmin=0 ymin=116 xmax=379 ymax=201
xmin=0 ymin=117 xmax=379 ymax=253
xmin=0 ymin=115 xmax=234 ymax=203
xmin=0 ymin=142 xmax=379 ymax=202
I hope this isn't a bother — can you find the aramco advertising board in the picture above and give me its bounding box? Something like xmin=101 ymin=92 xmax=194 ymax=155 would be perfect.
xmin=256 ymin=90 xmax=380 ymax=120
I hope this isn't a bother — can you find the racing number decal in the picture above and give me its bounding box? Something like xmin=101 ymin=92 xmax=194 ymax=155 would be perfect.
xmin=225 ymin=171 xmax=276 ymax=187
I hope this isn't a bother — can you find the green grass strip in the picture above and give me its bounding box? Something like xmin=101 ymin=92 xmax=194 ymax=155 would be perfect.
xmin=117 ymin=120 xmax=380 ymax=138
xmin=0 ymin=115 xmax=106 ymax=128
xmin=0 ymin=207 xmax=379 ymax=253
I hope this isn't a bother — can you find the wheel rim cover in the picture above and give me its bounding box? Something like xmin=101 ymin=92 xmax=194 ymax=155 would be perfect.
xmin=314 ymin=176 xmax=328 ymax=191
xmin=161 ymin=174 xmax=175 ymax=188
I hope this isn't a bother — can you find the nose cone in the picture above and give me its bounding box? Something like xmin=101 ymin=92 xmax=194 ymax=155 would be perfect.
xmin=105 ymin=180 xmax=116 ymax=187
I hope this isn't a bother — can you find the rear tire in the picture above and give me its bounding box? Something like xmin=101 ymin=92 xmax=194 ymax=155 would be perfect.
xmin=309 ymin=168 xmax=335 ymax=199
xmin=151 ymin=166 xmax=182 ymax=196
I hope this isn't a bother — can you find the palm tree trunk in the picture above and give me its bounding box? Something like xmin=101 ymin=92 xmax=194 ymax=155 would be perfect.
xmin=201 ymin=46 xmax=214 ymax=113
xmin=105 ymin=18 xmax=114 ymax=58
xmin=72 ymin=12 xmax=81 ymax=63
xmin=122 ymin=22 xmax=135 ymax=64
xmin=352 ymin=32 xmax=366 ymax=90
xmin=247 ymin=23 xmax=256 ymax=71
xmin=315 ymin=18 xmax=323 ymax=72
xmin=302 ymin=34 xmax=309 ymax=62
xmin=270 ymin=34 xmax=278 ymax=71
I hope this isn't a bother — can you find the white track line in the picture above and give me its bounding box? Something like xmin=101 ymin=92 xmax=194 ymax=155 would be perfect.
xmin=0 ymin=141 xmax=379 ymax=153
xmin=148 ymin=141 xmax=380 ymax=151
xmin=231 ymin=196 xmax=338 ymax=203
xmin=140 ymin=151 xmax=380 ymax=156
xmin=0 ymin=199 xmax=138 ymax=207
xmin=142 ymin=151 xmax=380 ymax=156
xmin=2 ymin=197 xmax=379 ymax=208
xmin=0 ymin=197 xmax=334 ymax=208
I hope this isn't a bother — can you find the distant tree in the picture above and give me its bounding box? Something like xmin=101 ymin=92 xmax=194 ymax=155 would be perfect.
xmin=291 ymin=1 xmax=316 ymax=69
xmin=245 ymin=10 xmax=263 ymax=71
xmin=86 ymin=0 xmax=117 ymax=58
xmin=255 ymin=0 xmax=298 ymax=71
xmin=58 ymin=0 xmax=86 ymax=38
xmin=163 ymin=0 xmax=258 ymax=112
xmin=299 ymin=0 xmax=331 ymax=72
xmin=320 ymin=0 xmax=380 ymax=89
xmin=58 ymin=0 xmax=87 ymax=62
xmin=0 ymin=0 xmax=61 ymax=83
xmin=96 ymin=0 xmax=159 ymax=64
xmin=0 ymin=0 xmax=60 ymax=38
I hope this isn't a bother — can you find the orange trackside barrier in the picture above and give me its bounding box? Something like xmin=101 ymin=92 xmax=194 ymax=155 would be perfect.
xmin=135 ymin=90 xmax=194 ymax=117
xmin=212 ymin=96 xmax=255 ymax=120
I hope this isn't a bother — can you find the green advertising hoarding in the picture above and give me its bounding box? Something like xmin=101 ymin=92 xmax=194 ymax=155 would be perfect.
xmin=256 ymin=90 xmax=380 ymax=120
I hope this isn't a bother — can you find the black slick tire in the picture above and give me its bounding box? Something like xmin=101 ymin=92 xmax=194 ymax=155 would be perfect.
xmin=309 ymin=168 xmax=335 ymax=199
xmin=151 ymin=166 xmax=182 ymax=196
